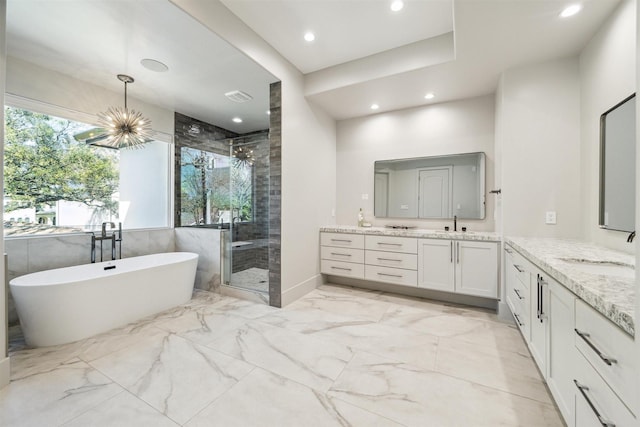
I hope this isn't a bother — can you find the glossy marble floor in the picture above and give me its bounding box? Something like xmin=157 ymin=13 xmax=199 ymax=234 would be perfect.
xmin=1 ymin=284 xmax=564 ymax=426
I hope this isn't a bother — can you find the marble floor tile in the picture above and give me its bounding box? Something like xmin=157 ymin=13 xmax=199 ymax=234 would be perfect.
xmin=435 ymin=337 xmax=551 ymax=404
xmin=0 ymin=358 xmax=122 ymax=427
xmin=207 ymin=295 xmax=279 ymax=319
xmin=204 ymin=320 xmax=354 ymax=392
xmin=329 ymin=351 xmax=563 ymax=427
xmin=381 ymin=308 xmax=529 ymax=354
xmin=90 ymin=332 xmax=254 ymax=425
xmin=375 ymin=290 xmax=502 ymax=323
xmin=154 ymin=308 xmax=253 ymax=346
xmin=186 ymin=368 xmax=403 ymax=427
xmin=285 ymin=285 xmax=390 ymax=322
xmin=62 ymin=390 xmax=179 ymax=427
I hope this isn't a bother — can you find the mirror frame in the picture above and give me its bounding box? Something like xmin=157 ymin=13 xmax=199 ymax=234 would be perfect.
xmin=598 ymin=93 xmax=636 ymax=232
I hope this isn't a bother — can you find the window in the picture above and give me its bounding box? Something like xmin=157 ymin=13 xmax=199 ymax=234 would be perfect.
xmin=4 ymin=105 xmax=170 ymax=236
xmin=178 ymin=146 xmax=253 ymax=226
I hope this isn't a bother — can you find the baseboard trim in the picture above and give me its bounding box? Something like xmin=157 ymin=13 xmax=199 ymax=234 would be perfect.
xmin=281 ymin=274 xmax=322 ymax=307
xmin=326 ymin=275 xmax=499 ymax=311
xmin=0 ymin=356 xmax=9 ymax=389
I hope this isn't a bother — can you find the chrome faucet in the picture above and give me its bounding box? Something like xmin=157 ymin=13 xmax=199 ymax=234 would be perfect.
xmin=627 ymin=230 xmax=636 ymax=243
xmin=101 ymin=221 xmax=116 ymax=238
xmin=91 ymin=222 xmax=121 ymax=263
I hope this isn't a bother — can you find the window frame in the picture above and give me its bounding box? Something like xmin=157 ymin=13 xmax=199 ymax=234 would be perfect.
xmin=3 ymin=94 xmax=174 ymax=238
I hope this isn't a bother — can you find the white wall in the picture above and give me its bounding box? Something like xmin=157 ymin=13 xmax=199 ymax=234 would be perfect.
xmin=580 ymin=0 xmax=637 ymax=253
xmin=336 ymin=95 xmax=495 ymax=231
xmin=119 ymin=141 xmax=171 ymax=229
xmin=497 ymin=57 xmax=582 ymax=239
xmin=170 ymin=0 xmax=337 ymax=305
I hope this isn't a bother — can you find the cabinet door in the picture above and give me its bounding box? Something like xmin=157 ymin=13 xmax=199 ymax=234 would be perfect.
xmin=529 ymin=271 xmax=549 ymax=378
xmin=455 ymin=241 xmax=498 ymax=298
xmin=417 ymin=239 xmax=454 ymax=292
xmin=504 ymin=248 xmax=518 ymax=313
xmin=547 ymin=281 xmax=576 ymax=426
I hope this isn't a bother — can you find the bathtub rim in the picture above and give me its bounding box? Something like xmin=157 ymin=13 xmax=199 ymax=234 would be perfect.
xmin=9 ymin=251 xmax=199 ymax=288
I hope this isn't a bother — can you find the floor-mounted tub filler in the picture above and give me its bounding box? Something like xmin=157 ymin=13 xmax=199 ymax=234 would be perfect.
xmin=10 ymin=252 xmax=199 ymax=347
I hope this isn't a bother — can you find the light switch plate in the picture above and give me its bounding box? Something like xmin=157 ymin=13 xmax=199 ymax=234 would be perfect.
xmin=361 ymin=193 xmax=369 ymax=200
xmin=545 ymin=211 xmax=557 ymax=225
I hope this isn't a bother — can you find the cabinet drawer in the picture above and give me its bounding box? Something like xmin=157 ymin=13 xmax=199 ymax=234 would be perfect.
xmin=574 ymin=351 xmax=635 ymax=427
xmin=365 ymin=250 xmax=417 ymax=270
xmin=321 ymin=232 xmax=364 ymax=249
xmin=575 ymin=300 xmax=636 ymax=412
xmin=365 ymin=265 xmax=417 ymax=286
xmin=321 ymin=259 xmax=364 ymax=279
xmin=505 ymin=245 xmax=529 ymax=288
xmin=321 ymin=246 xmax=365 ymax=263
xmin=365 ymin=235 xmax=417 ymax=254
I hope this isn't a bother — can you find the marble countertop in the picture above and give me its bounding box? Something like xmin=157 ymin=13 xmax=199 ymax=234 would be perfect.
xmin=321 ymin=225 xmax=501 ymax=242
xmin=506 ymin=237 xmax=635 ymax=336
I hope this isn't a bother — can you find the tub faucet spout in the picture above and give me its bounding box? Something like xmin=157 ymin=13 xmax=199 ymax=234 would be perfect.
xmin=101 ymin=222 xmax=116 ymax=238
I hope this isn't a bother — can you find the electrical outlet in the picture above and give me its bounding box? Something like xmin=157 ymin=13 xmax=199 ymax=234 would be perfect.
xmin=545 ymin=211 xmax=557 ymax=225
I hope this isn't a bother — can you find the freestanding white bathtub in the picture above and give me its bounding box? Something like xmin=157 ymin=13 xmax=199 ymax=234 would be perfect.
xmin=10 ymin=252 xmax=199 ymax=347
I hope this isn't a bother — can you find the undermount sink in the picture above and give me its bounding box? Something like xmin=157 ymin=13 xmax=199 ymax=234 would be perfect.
xmin=557 ymin=258 xmax=635 ymax=279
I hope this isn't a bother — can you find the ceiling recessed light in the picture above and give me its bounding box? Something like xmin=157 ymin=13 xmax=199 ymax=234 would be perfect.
xmin=560 ymin=4 xmax=582 ymax=18
xmin=266 ymin=110 xmax=271 ymax=115
xmin=232 ymin=117 xmax=243 ymax=123
xmin=425 ymin=93 xmax=435 ymax=100
xmin=304 ymin=32 xmax=315 ymax=42
xmin=370 ymin=104 xmax=380 ymax=110
xmin=140 ymin=58 xmax=169 ymax=72
xmin=390 ymin=0 xmax=404 ymax=12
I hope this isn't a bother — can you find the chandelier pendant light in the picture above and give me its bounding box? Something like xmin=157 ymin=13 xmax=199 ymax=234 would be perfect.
xmin=97 ymin=74 xmax=153 ymax=149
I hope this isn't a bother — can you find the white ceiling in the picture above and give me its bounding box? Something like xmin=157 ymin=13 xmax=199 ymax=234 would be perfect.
xmin=223 ymin=0 xmax=622 ymax=120
xmin=221 ymin=0 xmax=454 ymax=74
xmin=5 ymin=0 xmax=624 ymax=129
xmin=6 ymin=0 xmax=278 ymax=134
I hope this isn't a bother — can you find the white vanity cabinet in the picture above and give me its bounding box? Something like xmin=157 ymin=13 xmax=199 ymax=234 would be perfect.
xmin=529 ymin=268 xmax=550 ymax=378
xmin=418 ymin=239 xmax=498 ymax=298
xmin=504 ymin=246 xmax=530 ymax=339
xmin=574 ymin=301 xmax=638 ymax=426
xmin=503 ymin=242 xmax=637 ymax=427
xmin=364 ymin=235 xmax=418 ymax=286
xmin=320 ymin=233 xmax=365 ymax=279
xmin=547 ymin=280 xmax=577 ymax=425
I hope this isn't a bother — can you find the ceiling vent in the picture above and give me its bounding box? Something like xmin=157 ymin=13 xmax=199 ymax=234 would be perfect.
xmin=225 ymin=90 xmax=253 ymax=103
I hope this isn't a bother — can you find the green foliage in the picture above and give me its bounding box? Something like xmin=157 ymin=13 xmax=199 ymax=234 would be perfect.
xmin=179 ymin=147 xmax=253 ymax=225
xmin=4 ymin=107 xmax=119 ymax=213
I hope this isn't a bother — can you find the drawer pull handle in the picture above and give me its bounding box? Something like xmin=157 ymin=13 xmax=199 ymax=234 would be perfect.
xmin=330 ymin=252 xmax=352 ymax=257
xmin=377 ymin=272 xmax=403 ymax=278
xmin=377 ymin=257 xmax=401 ymax=262
xmin=575 ymin=329 xmax=617 ymax=366
xmin=574 ymin=380 xmax=616 ymax=427
xmin=331 ymin=239 xmax=353 ymax=243
xmin=513 ymin=288 xmax=524 ymax=300
xmin=377 ymin=242 xmax=402 ymax=246
xmin=330 ymin=266 xmax=352 ymax=272
xmin=513 ymin=313 xmax=524 ymax=327
xmin=513 ymin=264 xmax=524 ymax=273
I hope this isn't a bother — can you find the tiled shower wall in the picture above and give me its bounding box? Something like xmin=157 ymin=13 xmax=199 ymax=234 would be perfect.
xmin=269 ymin=82 xmax=282 ymax=307
xmin=5 ymin=229 xmax=175 ymax=325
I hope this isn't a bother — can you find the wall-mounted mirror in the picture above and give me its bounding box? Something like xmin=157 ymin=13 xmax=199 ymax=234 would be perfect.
xmin=374 ymin=152 xmax=485 ymax=219
xmin=599 ymin=94 xmax=636 ymax=232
